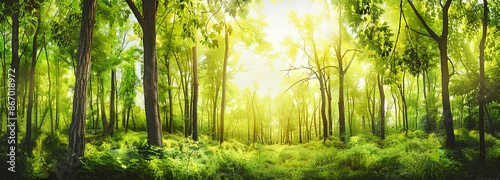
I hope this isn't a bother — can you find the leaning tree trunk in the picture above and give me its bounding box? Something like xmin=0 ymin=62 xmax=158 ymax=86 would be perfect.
xmin=58 ymin=0 xmax=97 ymax=178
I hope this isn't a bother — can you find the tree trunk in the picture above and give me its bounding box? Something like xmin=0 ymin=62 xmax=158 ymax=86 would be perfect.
xmin=478 ymin=0 xmax=488 ymax=163
xmin=56 ymin=57 xmax=60 ymax=130
xmin=107 ymin=70 xmax=116 ymax=135
xmin=25 ymin=12 xmax=41 ymax=152
xmin=220 ymin=24 xmax=229 ymax=144
xmin=299 ymin=106 xmax=302 ymax=143
xmin=166 ymin=56 xmax=174 ymax=133
xmin=8 ymin=0 xmax=21 ymax=167
xmin=318 ymin=75 xmax=328 ymax=142
xmin=326 ymin=78 xmax=333 ymax=136
xmin=252 ymin=91 xmax=257 ymax=144
xmin=378 ymin=75 xmax=385 ymax=140
xmin=398 ymin=72 xmax=409 ymax=135
xmin=423 ymin=71 xmax=431 ymax=132
xmin=59 ymin=0 xmax=97 ymax=178
xmin=407 ymin=0 xmax=455 ymax=148
xmin=192 ymin=46 xmax=199 ymax=141
xmin=126 ymin=0 xmax=162 ymax=147
xmin=44 ymin=33 xmax=54 ymax=135
xmin=99 ymin=78 xmax=108 ymax=134
xmin=336 ymin=7 xmax=347 ymax=142
xmin=212 ymin=90 xmax=218 ymax=140
xmin=125 ymin=105 xmax=131 ymax=132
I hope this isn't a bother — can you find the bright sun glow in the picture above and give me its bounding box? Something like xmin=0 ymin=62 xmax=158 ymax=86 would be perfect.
xmin=233 ymin=0 xmax=320 ymax=98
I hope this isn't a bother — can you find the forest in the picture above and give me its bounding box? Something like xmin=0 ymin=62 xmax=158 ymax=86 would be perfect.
xmin=0 ymin=0 xmax=500 ymax=179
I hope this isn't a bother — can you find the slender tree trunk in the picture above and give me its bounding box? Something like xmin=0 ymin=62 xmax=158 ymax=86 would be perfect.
xmin=378 ymin=75 xmax=385 ymax=139
xmin=126 ymin=0 xmax=162 ymax=147
xmin=95 ymin=80 xmax=100 ymax=131
xmin=56 ymin=58 xmax=60 ymax=130
xmin=407 ymin=0 xmax=455 ymax=148
xmin=44 ymin=33 xmax=54 ymax=135
xmin=423 ymin=71 xmax=431 ymax=132
xmin=99 ymin=78 xmax=108 ymax=134
xmin=398 ymin=72 xmax=408 ymax=135
xmin=252 ymin=92 xmax=257 ymax=144
xmin=107 ymin=70 xmax=116 ymax=135
xmin=212 ymin=91 xmax=218 ymax=139
xmin=326 ymin=78 xmax=333 ymax=136
xmin=318 ymin=75 xmax=328 ymax=142
xmin=60 ymin=0 xmax=97 ymax=177
xmin=25 ymin=13 xmax=41 ymax=152
xmin=299 ymin=106 xmax=302 ymax=143
xmin=192 ymin=45 xmax=199 ymax=141
xmin=1 ymin=22 xmax=6 ymax=135
xmin=166 ymin=56 xmax=174 ymax=133
xmin=125 ymin=105 xmax=131 ymax=132
xmin=336 ymin=7 xmax=347 ymax=142
xmin=416 ymin=75 xmax=419 ymax=130
xmin=478 ymin=0 xmax=488 ymax=163
xmin=391 ymin=90 xmax=398 ymax=130
xmin=8 ymin=0 xmax=21 ymax=165
xmin=220 ymin=24 xmax=229 ymax=144
xmin=313 ymin=103 xmax=318 ymax=138
xmin=115 ymin=80 xmax=118 ymax=131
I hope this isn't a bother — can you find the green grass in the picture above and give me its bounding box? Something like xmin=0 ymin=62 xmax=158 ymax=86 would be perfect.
xmin=1 ymin=130 xmax=499 ymax=179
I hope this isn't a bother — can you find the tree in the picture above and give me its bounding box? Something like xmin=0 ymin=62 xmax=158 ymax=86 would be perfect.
xmin=192 ymin=45 xmax=199 ymax=141
xmin=24 ymin=6 xmax=42 ymax=152
xmin=220 ymin=23 xmax=229 ymax=144
xmin=285 ymin=11 xmax=331 ymax=142
xmin=8 ymin=0 xmax=21 ymax=161
xmin=343 ymin=0 xmax=393 ymax=139
xmin=120 ymin=62 xmax=137 ymax=132
xmin=478 ymin=0 xmax=488 ymax=164
xmin=406 ymin=0 xmax=456 ymax=148
xmin=126 ymin=0 xmax=162 ymax=146
xmin=58 ymin=0 xmax=97 ymax=178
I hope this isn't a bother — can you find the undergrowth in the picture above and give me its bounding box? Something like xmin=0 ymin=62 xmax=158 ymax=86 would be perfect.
xmin=1 ymin=130 xmax=499 ymax=179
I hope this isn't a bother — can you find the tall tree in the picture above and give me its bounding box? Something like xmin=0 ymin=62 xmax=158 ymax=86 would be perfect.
xmin=25 ymin=6 xmax=42 ymax=153
xmin=478 ymin=0 xmax=488 ymax=164
xmin=58 ymin=0 xmax=97 ymax=178
xmin=126 ymin=0 xmax=162 ymax=146
xmin=8 ymin=0 xmax=21 ymax=162
xmin=407 ymin=0 xmax=456 ymax=148
xmin=192 ymin=46 xmax=199 ymax=141
xmin=220 ymin=23 xmax=229 ymax=144
xmin=108 ymin=70 xmax=116 ymax=135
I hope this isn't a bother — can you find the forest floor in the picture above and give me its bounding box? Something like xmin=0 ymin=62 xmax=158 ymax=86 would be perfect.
xmin=1 ymin=129 xmax=500 ymax=179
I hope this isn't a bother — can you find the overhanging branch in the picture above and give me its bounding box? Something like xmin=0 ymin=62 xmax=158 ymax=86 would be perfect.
xmin=407 ymin=0 xmax=440 ymax=41
xmin=126 ymin=0 xmax=146 ymax=29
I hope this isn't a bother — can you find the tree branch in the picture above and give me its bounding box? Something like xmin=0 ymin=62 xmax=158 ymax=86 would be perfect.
xmin=340 ymin=49 xmax=362 ymax=61
xmin=343 ymin=52 xmax=356 ymax=75
xmin=407 ymin=0 xmax=440 ymax=41
xmin=285 ymin=75 xmax=316 ymax=92
xmin=125 ymin=0 xmax=146 ymax=29
xmin=448 ymin=57 xmax=456 ymax=77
